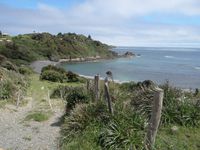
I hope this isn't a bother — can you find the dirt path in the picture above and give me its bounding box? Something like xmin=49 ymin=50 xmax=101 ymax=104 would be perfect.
xmin=0 ymin=96 xmax=64 ymax=150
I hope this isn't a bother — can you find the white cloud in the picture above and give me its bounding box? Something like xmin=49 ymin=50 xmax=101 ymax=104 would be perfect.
xmin=0 ymin=0 xmax=200 ymax=47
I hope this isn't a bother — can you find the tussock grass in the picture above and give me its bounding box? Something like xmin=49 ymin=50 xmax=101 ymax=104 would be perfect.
xmin=59 ymin=80 xmax=200 ymax=149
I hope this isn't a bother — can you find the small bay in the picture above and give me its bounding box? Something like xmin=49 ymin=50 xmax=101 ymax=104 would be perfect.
xmin=59 ymin=47 xmax=200 ymax=89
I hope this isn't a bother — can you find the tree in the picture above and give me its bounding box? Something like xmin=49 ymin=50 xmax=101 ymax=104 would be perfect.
xmin=0 ymin=31 xmax=2 ymax=37
xmin=88 ymin=35 xmax=92 ymax=40
xmin=57 ymin=32 xmax=62 ymax=36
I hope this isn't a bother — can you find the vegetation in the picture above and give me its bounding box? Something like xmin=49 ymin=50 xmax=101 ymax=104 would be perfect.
xmin=40 ymin=70 xmax=66 ymax=83
xmin=0 ymin=67 xmax=28 ymax=101
xmin=0 ymin=32 xmax=117 ymax=65
xmin=66 ymin=71 xmax=79 ymax=82
xmin=0 ymin=31 xmax=199 ymax=149
xmin=65 ymin=87 xmax=89 ymax=110
xmin=59 ymin=80 xmax=200 ymax=149
xmin=25 ymin=112 xmax=50 ymax=122
xmin=41 ymin=65 xmax=66 ymax=74
xmin=160 ymin=83 xmax=200 ymax=127
xmin=18 ymin=66 xmax=33 ymax=75
xmin=40 ymin=65 xmax=83 ymax=83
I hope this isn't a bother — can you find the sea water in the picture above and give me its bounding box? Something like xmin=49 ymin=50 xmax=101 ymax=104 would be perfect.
xmin=59 ymin=47 xmax=200 ymax=89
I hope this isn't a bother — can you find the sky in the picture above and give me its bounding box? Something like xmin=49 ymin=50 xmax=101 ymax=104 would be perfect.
xmin=1 ymin=0 xmax=200 ymax=47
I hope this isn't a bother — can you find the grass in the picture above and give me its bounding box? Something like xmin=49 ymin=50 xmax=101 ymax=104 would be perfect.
xmin=27 ymin=73 xmax=82 ymax=109
xmin=0 ymin=99 xmax=9 ymax=108
xmin=25 ymin=111 xmax=50 ymax=122
xmin=28 ymin=74 xmax=82 ymax=97
xmin=155 ymin=126 xmax=200 ymax=150
xmin=22 ymin=135 xmax=32 ymax=141
xmin=1 ymin=68 xmax=200 ymax=149
xmin=22 ymin=74 xmax=84 ymax=123
xmin=59 ymin=80 xmax=200 ymax=150
xmin=60 ymin=122 xmax=102 ymax=150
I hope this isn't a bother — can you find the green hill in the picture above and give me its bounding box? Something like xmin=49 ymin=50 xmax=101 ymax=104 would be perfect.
xmin=0 ymin=32 xmax=117 ymax=65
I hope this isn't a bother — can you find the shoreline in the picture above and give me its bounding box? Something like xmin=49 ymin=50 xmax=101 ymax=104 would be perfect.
xmin=30 ymin=60 xmax=129 ymax=84
xmin=30 ymin=60 xmax=194 ymax=91
xmin=30 ymin=55 xmax=122 ymax=73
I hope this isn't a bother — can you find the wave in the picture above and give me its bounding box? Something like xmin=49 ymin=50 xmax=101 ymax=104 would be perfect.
xmin=164 ymin=55 xmax=176 ymax=59
xmin=164 ymin=55 xmax=190 ymax=61
xmin=194 ymin=66 xmax=200 ymax=70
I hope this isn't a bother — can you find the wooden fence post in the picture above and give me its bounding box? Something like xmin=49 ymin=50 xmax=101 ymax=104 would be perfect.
xmin=47 ymin=89 xmax=53 ymax=110
xmin=104 ymin=77 xmax=113 ymax=115
xmin=86 ymin=79 xmax=90 ymax=91
xmin=146 ymin=87 xmax=164 ymax=149
xmin=94 ymin=74 xmax=100 ymax=101
xmin=16 ymin=90 xmax=21 ymax=108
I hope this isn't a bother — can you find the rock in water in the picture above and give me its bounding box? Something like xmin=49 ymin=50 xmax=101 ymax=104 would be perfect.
xmin=123 ymin=51 xmax=135 ymax=58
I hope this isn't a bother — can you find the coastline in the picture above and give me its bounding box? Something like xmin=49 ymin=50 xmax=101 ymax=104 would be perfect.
xmin=30 ymin=60 xmax=194 ymax=91
xmin=30 ymin=59 xmax=128 ymax=83
xmin=30 ymin=58 xmax=107 ymax=73
xmin=30 ymin=59 xmax=129 ymax=84
xmin=30 ymin=54 xmax=123 ymax=73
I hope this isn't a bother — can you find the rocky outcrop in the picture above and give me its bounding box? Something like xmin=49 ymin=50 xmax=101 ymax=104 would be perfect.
xmin=123 ymin=51 xmax=135 ymax=58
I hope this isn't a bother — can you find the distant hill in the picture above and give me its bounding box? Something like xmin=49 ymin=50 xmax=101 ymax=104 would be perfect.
xmin=0 ymin=32 xmax=117 ymax=65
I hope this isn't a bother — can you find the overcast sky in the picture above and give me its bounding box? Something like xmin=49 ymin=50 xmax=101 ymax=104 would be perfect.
xmin=1 ymin=0 xmax=200 ymax=47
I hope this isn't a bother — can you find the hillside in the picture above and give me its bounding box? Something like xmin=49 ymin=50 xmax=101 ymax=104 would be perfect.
xmin=0 ymin=32 xmax=117 ymax=65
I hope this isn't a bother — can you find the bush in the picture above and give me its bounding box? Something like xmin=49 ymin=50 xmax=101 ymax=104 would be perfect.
xmin=41 ymin=65 xmax=66 ymax=74
xmin=0 ymin=68 xmax=28 ymax=100
xmin=19 ymin=66 xmax=33 ymax=75
xmin=1 ymin=60 xmax=18 ymax=72
xmin=67 ymin=71 xmax=79 ymax=82
xmin=66 ymin=87 xmax=89 ymax=110
xmin=50 ymin=85 xmax=72 ymax=99
xmin=40 ymin=70 xmax=66 ymax=82
xmin=0 ymin=80 xmax=14 ymax=99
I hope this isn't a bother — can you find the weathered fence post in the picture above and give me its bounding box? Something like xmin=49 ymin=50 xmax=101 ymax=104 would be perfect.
xmin=47 ymin=89 xmax=53 ymax=110
xmin=146 ymin=87 xmax=164 ymax=149
xmin=94 ymin=74 xmax=100 ymax=101
xmin=104 ymin=77 xmax=113 ymax=115
xmin=86 ymin=79 xmax=90 ymax=91
xmin=16 ymin=90 xmax=21 ymax=108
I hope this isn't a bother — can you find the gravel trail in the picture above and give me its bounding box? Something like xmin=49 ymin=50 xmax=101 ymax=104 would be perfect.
xmin=0 ymin=97 xmax=64 ymax=150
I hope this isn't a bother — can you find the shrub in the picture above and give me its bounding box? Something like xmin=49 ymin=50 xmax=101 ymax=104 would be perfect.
xmin=67 ymin=71 xmax=79 ymax=82
xmin=40 ymin=65 xmax=68 ymax=82
xmin=0 ymin=54 xmax=6 ymax=64
xmin=19 ymin=66 xmax=33 ymax=75
xmin=1 ymin=60 xmax=18 ymax=72
xmin=41 ymin=65 xmax=66 ymax=74
xmin=0 ymin=80 xmax=14 ymax=99
xmin=0 ymin=68 xmax=28 ymax=100
xmin=66 ymin=87 xmax=89 ymax=110
xmin=50 ymin=85 xmax=72 ymax=99
xmin=40 ymin=70 xmax=66 ymax=82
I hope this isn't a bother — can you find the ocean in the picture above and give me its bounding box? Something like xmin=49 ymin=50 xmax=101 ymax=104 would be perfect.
xmin=59 ymin=47 xmax=200 ymax=89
